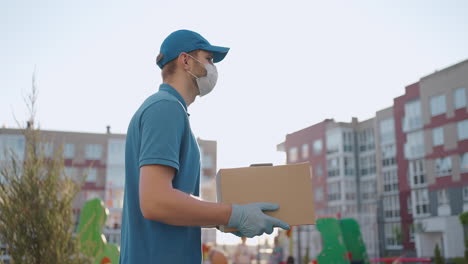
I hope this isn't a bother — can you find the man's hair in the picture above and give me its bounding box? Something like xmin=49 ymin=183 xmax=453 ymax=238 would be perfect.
xmin=158 ymin=50 xmax=200 ymax=81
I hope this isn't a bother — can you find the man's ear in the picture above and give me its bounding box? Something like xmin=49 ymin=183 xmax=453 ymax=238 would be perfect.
xmin=178 ymin=53 xmax=191 ymax=71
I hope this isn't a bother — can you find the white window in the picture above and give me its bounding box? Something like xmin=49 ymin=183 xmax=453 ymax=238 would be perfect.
xmin=454 ymin=88 xmax=467 ymax=109
xmin=382 ymin=144 xmax=396 ymax=167
xmin=0 ymin=134 xmax=26 ymax=161
xmin=326 ymin=129 xmax=341 ymax=154
xmin=288 ymin=147 xmax=298 ymax=163
xmin=383 ymin=195 xmax=400 ymax=219
xmin=85 ymin=144 xmax=102 ymax=160
xmin=413 ymin=189 xmax=429 ymax=216
xmin=359 ymin=155 xmax=376 ymax=176
xmin=358 ymin=129 xmax=375 ymax=152
xmin=380 ymin=118 xmax=395 ymax=144
xmin=345 ymin=181 xmax=356 ymax=200
xmin=315 ymin=164 xmax=323 ymax=177
xmin=202 ymin=155 xmax=213 ymax=169
xmin=63 ymin=143 xmax=75 ymax=159
xmin=327 ymin=182 xmax=341 ymax=201
xmin=361 ymin=179 xmax=376 ymax=200
xmin=403 ymin=100 xmax=422 ymax=132
xmin=383 ymin=170 xmax=399 ymax=193
xmin=301 ymin=143 xmax=309 ymax=159
xmin=106 ymin=166 xmax=125 ymax=188
xmin=437 ymin=189 xmax=449 ymax=205
xmin=313 ymin=139 xmax=323 ymax=155
xmin=86 ymin=168 xmax=98 ymax=182
xmin=385 ymin=222 xmax=402 ymax=248
xmin=107 ymin=139 xmax=125 ymax=165
xmin=407 ymin=196 xmax=413 ymax=215
xmin=327 ymin=158 xmax=340 ymax=177
xmin=435 ymin=157 xmax=452 ymax=177
xmin=344 ymin=157 xmax=354 ymax=176
xmin=343 ymin=131 xmax=354 ymax=152
xmin=409 ymin=159 xmax=426 ymax=186
xmin=314 ymin=187 xmax=324 ymax=201
xmin=432 ymin=127 xmax=444 ymax=147
xmin=461 ymin=153 xmax=468 ymax=172
xmin=404 ymin=131 xmax=425 ymax=159
xmin=430 ymin=94 xmax=446 ymax=117
xmin=457 ymin=120 xmax=468 ymax=141
xmin=463 ymin=186 xmax=468 ymax=202
xmin=64 ymin=167 xmax=77 ymax=178
xmin=40 ymin=142 xmax=53 ymax=158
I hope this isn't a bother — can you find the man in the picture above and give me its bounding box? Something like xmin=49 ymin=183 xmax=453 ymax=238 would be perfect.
xmin=119 ymin=29 xmax=290 ymax=263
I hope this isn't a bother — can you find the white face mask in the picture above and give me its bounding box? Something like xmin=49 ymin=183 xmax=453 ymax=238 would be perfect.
xmin=187 ymin=54 xmax=218 ymax=97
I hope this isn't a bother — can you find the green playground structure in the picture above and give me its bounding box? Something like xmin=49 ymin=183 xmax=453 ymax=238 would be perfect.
xmin=77 ymin=198 xmax=120 ymax=264
xmin=316 ymin=218 xmax=370 ymax=264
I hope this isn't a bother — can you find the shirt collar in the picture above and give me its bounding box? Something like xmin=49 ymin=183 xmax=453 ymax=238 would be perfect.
xmin=159 ymin=83 xmax=189 ymax=115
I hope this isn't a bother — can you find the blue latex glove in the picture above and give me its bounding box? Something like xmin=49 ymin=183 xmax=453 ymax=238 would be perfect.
xmin=227 ymin=203 xmax=290 ymax=238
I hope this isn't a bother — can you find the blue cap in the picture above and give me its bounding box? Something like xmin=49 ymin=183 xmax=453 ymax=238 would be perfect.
xmin=156 ymin=29 xmax=230 ymax=69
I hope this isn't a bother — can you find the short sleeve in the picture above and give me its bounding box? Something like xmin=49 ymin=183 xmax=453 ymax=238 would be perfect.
xmin=139 ymin=100 xmax=186 ymax=170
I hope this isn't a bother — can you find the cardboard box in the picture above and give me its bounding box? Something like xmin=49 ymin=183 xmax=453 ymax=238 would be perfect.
xmin=216 ymin=162 xmax=315 ymax=232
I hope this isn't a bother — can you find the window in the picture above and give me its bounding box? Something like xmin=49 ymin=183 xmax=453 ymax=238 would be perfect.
xmin=108 ymin=139 xmax=125 ymax=165
xmin=409 ymin=159 xmax=426 ymax=186
xmin=430 ymin=94 xmax=446 ymax=117
xmin=435 ymin=157 xmax=452 ymax=177
xmin=0 ymin=135 xmax=26 ymax=161
xmin=288 ymin=147 xmax=298 ymax=163
xmin=202 ymin=155 xmax=213 ymax=169
xmin=63 ymin=143 xmax=75 ymax=159
xmin=383 ymin=170 xmax=399 ymax=193
xmin=403 ymin=100 xmax=422 ymax=132
xmin=85 ymin=144 xmax=102 ymax=160
xmin=86 ymin=168 xmax=98 ymax=182
xmin=458 ymin=120 xmax=468 ymax=141
xmin=64 ymin=167 xmax=77 ymax=179
xmin=385 ymin=223 xmax=402 ymax=248
xmin=345 ymin=181 xmax=356 ymax=200
xmin=463 ymin=186 xmax=468 ymax=202
xmin=454 ymin=88 xmax=466 ymax=110
xmin=383 ymin=195 xmax=400 ymax=219
xmin=360 ymin=155 xmax=376 ymax=176
xmin=432 ymin=127 xmax=444 ymax=147
xmin=461 ymin=153 xmax=468 ymax=172
xmin=380 ymin=118 xmax=395 ymax=144
xmin=437 ymin=189 xmax=449 ymax=206
xmin=343 ymin=131 xmax=354 ymax=152
xmin=326 ymin=129 xmax=341 ymax=154
xmin=413 ymin=189 xmax=429 ymax=216
xmin=344 ymin=157 xmax=354 ymax=176
xmin=407 ymin=196 xmax=413 ymax=215
xmin=327 ymin=158 xmax=340 ymax=177
xmin=328 ymin=182 xmax=341 ymax=201
xmin=315 ymin=164 xmax=323 ymax=177
xmin=361 ymin=179 xmax=376 ymax=200
xmin=404 ymin=131 xmax=425 ymax=159
xmin=313 ymin=139 xmax=323 ymax=155
xmin=106 ymin=167 xmax=125 ymax=188
xmin=314 ymin=187 xmax=324 ymax=201
xmin=40 ymin=142 xmax=53 ymax=157
xmin=358 ymin=129 xmax=375 ymax=152
xmin=301 ymin=143 xmax=309 ymax=159
xmin=382 ymin=144 xmax=396 ymax=167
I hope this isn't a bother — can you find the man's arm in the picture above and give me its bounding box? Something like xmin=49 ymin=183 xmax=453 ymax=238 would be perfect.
xmin=139 ymin=164 xmax=232 ymax=226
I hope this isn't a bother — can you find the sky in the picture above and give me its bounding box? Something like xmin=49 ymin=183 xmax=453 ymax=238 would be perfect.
xmin=2 ymin=0 xmax=468 ymax=245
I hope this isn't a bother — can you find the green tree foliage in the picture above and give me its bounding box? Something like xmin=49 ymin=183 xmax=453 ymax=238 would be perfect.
xmin=0 ymin=77 xmax=91 ymax=263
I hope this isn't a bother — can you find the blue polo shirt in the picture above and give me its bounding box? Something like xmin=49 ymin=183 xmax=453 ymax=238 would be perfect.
xmin=119 ymin=83 xmax=201 ymax=263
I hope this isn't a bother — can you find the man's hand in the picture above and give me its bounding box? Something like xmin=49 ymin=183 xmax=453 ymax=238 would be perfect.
xmin=227 ymin=203 xmax=290 ymax=238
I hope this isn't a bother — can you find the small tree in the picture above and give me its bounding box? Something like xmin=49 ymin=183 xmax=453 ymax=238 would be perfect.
xmin=434 ymin=244 xmax=444 ymax=264
xmin=0 ymin=75 xmax=91 ymax=263
xmin=460 ymin=212 xmax=468 ymax=264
